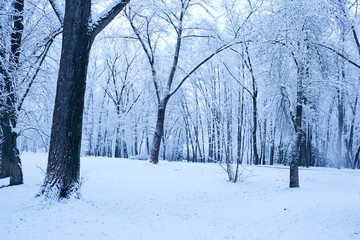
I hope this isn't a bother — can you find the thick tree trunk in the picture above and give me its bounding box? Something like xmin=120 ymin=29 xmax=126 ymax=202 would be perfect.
xmin=9 ymin=133 xmax=22 ymax=185
xmin=40 ymin=0 xmax=92 ymax=198
xmin=1 ymin=113 xmax=22 ymax=185
xmin=150 ymin=99 xmax=168 ymax=164
xmin=290 ymin=131 xmax=304 ymax=188
xmin=289 ymin=157 xmax=299 ymax=187
xmin=0 ymin=0 xmax=24 ymax=184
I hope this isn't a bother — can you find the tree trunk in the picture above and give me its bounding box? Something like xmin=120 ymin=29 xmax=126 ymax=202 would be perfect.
xmin=289 ymin=153 xmax=299 ymax=188
xmin=269 ymin=124 xmax=275 ymax=165
xmin=114 ymin=125 xmax=121 ymax=158
xmin=1 ymin=113 xmax=23 ymax=185
xmin=123 ymin=138 xmax=128 ymax=158
xmin=290 ymin=62 xmax=305 ymax=188
xmin=145 ymin=124 xmax=150 ymax=155
xmin=0 ymin=0 xmax=25 ymax=185
xmin=150 ymin=99 xmax=168 ymax=164
xmin=336 ymin=89 xmax=345 ymax=169
xmin=261 ymin=119 xmax=267 ymax=165
xmin=252 ymin=91 xmax=259 ymax=165
xmin=40 ymin=0 xmax=92 ymax=198
xmin=0 ymin=141 xmax=10 ymax=178
xmin=353 ymin=146 xmax=360 ymax=169
xmin=134 ymin=123 xmax=138 ymax=156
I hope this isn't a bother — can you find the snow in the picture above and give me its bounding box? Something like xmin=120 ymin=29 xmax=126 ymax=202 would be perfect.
xmin=1 ymin=152 xmax=360 ymax=240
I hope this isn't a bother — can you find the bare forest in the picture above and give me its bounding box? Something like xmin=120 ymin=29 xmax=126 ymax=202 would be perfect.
xmin=1 ymin=0 xmax=360 ymax=198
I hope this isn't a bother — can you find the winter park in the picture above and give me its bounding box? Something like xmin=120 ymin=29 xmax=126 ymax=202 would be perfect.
xmin=1 ymin=0 xmax=360 ymax=239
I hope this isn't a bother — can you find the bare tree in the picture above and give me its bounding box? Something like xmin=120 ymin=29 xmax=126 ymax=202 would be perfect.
xmin=126 ymin=0 xmax=244 ymax=164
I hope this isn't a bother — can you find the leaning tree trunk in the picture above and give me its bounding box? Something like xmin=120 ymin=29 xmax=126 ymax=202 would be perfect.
xmin=40 ymin=1 xmax=92 ymax=198
xmin=150 ymin=98 xmax=168 ymax=164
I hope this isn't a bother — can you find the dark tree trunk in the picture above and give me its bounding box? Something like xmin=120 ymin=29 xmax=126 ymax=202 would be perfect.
xmin=269 ymin=124 xmax=276 ymax=166
xmin=252 ymin=91 xmax=259 ymax=165
xmin=353 ymin=146 xmax=360 ymax=169
xmin=39 ymin=0 xmax=129 ymax=198
xmin=269 ymin=141 xmax=275 ymax=165
xmin=114 ymin=125 xmax=121 ymax=158
xmin=244 ymin=44 xmax=259 ymax=166
xmin=145 ymin=125 xmax=150 ymax=155
xmin=0 ymin=141 xmax=10 ymax=178
xmin=261 ymin=119 xmax=267 ymax=165
xmin=123 ymin=135 xmax=128 ymax=158
xmin=289 ymin=62 xmax=306 ymax=188
xmin=346 ymin=96 xmax=357 ymax=168
xmin=216 ymin=113 xmax=221 ymax=162
xmin=134 ymin=124 xmax=138 ymax=156
xmin=289 ymin=154 xmax=299 ymax=187
xmin=208 ymin=120 xmax=214 ymax=163
xmin=41 ymin=0 xmax=92 ymax=198
xmin=150 ymin=99 xmax=168 ymax=164
xmin=161 ymin=136 xmax=166 ymax=161
xmin=186 ymin=129 xmax=190 ymax=162
xmin=306 ymin=125 xmax=312 ymax=168
xmin=1 ymin=114 xmax=22 ymax=184
xmin=336 ymin=89 xmax=345 ymax=169
xmin=0 ymin=0 xmax=24 ymax=185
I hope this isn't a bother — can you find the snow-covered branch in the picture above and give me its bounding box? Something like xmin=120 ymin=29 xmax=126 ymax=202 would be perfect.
xmin=89 ymin=0 xmax=131 ymax=39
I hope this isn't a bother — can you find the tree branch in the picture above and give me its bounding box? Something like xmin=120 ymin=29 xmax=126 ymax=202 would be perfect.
xmin=168 ymin=40 xmax=245 ymax=98
xmin=90 ymin=0 xmax=131 ymax=40
xmin=18 ymin=28 xmax=62 ymax=112
xmin=48 ymin=0 xmax=64 ymax=25
xmin=316 ymin=43 xmax=360 ymax=69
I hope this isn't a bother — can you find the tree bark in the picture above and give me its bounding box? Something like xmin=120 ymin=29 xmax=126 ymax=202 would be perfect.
xmin=40 ymin=0 xmax=130 ymax=198
xmin=150 ymin=99 xmax=168 ymax=164
xmin=0 ymin=141 xmax=10 ymax=178
xmin=0 ymin=0 xmax=24 ymax=185
xmin=1 ymin=113 xmax=22 ymax=184
xmin=41 ymin=0 xmax=92 ymax=198
xmin=115 ymin=125 xmax=121 ymax=158
xmin=289 ymin=61 xmax=306 ymax=188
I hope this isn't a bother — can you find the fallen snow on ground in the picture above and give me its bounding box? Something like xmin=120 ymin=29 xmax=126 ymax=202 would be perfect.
xmin=1 ymin=152 xmax=360 ymax=240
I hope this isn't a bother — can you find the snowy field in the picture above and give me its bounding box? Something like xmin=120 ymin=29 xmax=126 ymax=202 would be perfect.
xmin=1 ymin=152 xmax=360 ymax=240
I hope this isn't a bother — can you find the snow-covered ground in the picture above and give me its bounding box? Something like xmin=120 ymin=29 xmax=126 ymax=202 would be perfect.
xmin=1 ymin=152 xmax=359 ymax=240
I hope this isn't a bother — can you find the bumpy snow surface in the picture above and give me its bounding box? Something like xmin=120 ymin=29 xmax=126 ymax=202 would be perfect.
xmin=1 ymin=152 xmax=359 ymax=240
